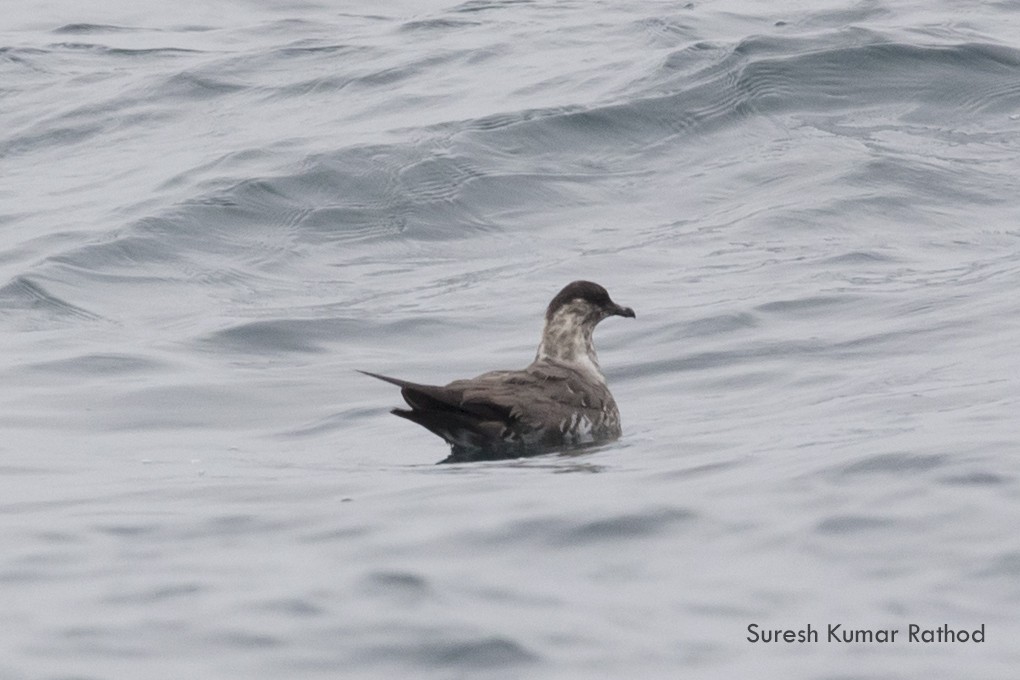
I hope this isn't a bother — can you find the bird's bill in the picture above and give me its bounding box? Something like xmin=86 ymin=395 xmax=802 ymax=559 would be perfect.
xmin=611 ymin=303 xmax=636 ymax=318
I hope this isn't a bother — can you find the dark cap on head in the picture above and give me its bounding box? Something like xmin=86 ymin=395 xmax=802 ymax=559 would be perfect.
xmin=545 ymin=280 xmax=635 ymax=322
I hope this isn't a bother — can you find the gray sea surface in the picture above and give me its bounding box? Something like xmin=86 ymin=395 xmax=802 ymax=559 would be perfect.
xmin=3 ymin=0 xmax=1020 ymax=678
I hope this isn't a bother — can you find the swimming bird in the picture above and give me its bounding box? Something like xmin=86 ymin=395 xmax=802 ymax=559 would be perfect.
xmin=361 ymin=280 xmax=635 ymax=463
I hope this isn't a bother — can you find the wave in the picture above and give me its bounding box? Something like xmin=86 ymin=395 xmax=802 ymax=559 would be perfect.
xmin=6 ymin=25 xmax=1019 ymax=334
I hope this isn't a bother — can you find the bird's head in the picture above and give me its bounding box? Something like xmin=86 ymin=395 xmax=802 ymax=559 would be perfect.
xmin=545 ymin=280 xmax=635 ymax=326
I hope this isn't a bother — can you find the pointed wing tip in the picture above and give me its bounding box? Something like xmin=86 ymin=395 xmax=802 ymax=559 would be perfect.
xmin=358 ymin=369 xmax=405 ymax=387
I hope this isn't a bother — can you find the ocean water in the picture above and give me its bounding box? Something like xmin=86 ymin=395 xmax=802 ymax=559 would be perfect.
xmin=3 ymin=0 xmax=1020 ymax=677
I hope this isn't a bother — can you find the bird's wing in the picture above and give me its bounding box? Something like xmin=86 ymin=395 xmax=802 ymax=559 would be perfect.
xmin=359 ymin=370 xmax=510 ymax=421
xmin=450 ymin=363 xmax=612 ymax=432
xmin=360 ymin=364 xmax=612 ymax=451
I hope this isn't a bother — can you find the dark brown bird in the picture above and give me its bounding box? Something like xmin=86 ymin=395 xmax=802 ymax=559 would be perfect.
xmin=361 ymin=280 xmax=635 ymax=462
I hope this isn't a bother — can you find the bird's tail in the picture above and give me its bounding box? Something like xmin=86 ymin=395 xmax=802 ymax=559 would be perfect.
xmin=359 ymin=370 xmax=499 ymax=450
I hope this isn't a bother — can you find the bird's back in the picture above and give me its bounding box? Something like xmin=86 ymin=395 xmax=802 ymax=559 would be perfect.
xmin=363 ymin=360 xmax=621 ymax=462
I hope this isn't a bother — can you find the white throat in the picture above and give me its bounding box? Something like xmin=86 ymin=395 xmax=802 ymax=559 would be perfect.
xmin=534 ymin=305 xmax=605 ymax=383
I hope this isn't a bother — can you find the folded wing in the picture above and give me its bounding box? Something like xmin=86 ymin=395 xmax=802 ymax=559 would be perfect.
xmin=359 ymin=365 xmax=609 ymax=458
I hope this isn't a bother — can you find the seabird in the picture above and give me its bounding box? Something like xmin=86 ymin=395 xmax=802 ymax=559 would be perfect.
xmin=361 ymin=280 xmax=635 ymax=463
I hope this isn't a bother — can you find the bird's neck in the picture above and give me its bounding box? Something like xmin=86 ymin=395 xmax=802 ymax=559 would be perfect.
xmin=535 ymin=310 xmax=603 ymax=380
